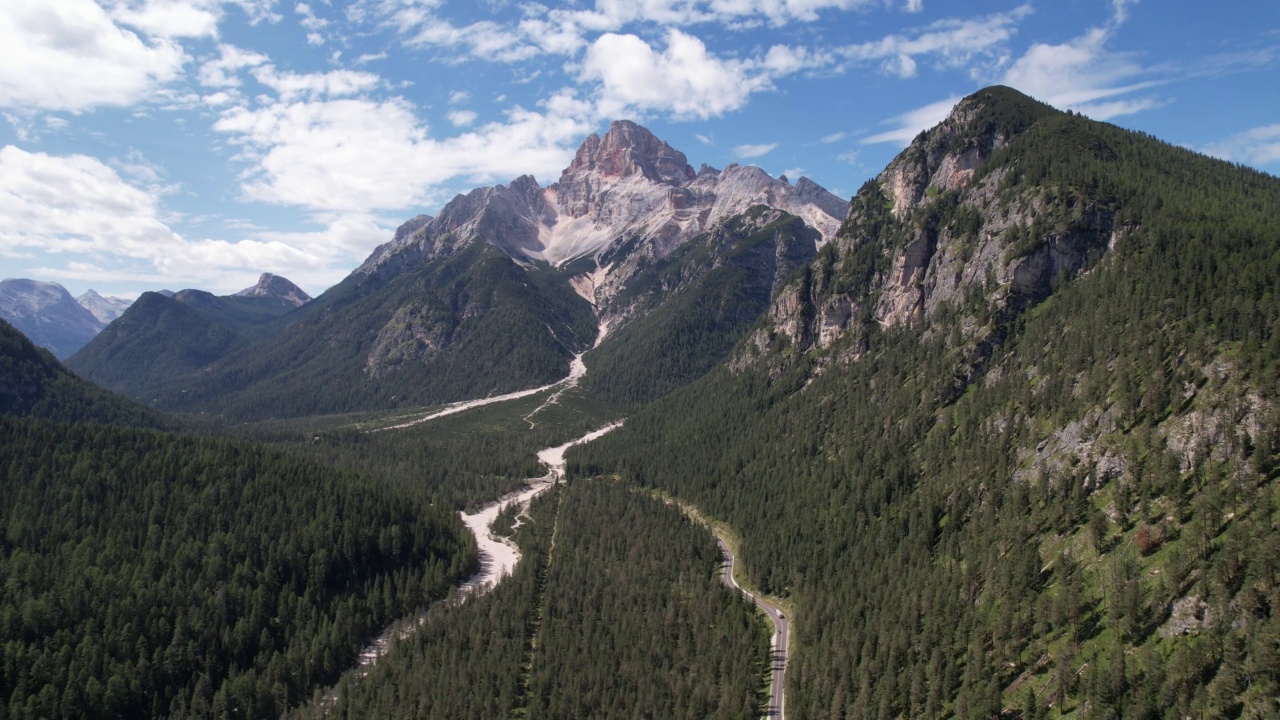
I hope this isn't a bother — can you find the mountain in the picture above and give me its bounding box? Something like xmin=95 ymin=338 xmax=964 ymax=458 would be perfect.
xmin=76 ymin=289 xmax=134 ymax=324
xmin=233 ymin=272 xmax=312 ymax=307
xmin=360 ymin=119 xmax=847 ymax=326
xmin=0 ymin=278 xmax=104 ymax=359
xmin=68 ymin=122 xmax=846 ymax=419
xmin=573 ymin=86 xmax=1280 ymax=717
xmin=65 ymin=276 xmax=311 ymax=404
xmin=0 ymin=316 xmax=160 ymax=427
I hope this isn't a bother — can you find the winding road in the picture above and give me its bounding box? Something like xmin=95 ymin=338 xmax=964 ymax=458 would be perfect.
xmin=716 ymin=538 xmax=789 ymax=720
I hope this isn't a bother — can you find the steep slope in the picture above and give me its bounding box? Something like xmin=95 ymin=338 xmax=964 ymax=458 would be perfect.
xmin=0 ymin=278 xmax=104 ymax=358
xmin=0 ymin=317 xmax=161 ymax=427
xmin=573 ymin=86 xmax=1280 ymax=717
xmin=582 ymin=206 xmax=818 ymax=405
xmin=66 ymin=276 xmax=310 ymax=405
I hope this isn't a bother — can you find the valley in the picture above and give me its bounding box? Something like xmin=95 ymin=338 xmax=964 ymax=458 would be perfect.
xmin=4 ymin=85 xmax=1280 ymax=718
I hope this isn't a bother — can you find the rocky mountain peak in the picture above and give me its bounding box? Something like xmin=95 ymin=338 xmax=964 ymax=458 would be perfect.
xmin=561 ymin=120 xmax=695 ymax=186
xmin=234 ymin=273 xmax=311 ymax=307
xmin=879 ymin=86 xmax=1059 ymax=218
xmin=76 ymin=289 xmax=132 ymax=324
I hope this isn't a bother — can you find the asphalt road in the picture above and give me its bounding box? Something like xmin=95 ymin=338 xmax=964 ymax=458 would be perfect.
xmin=716 ymin=538 xmax=788 ymax=720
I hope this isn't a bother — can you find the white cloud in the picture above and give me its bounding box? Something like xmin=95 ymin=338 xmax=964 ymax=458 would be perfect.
xmin=695 ymin=133 xmax=713 ymax=144
xmin=0 ymin=0 xmax=187 ymax=112
xmin=781 ymin=166 xmax=804 ymax=178
xmin=212 ymin=89 xmax=594 ymax=213
xmin=404 ymin=17 xmax=539 ymax=62
xmin=364 ymin=0 xmax=878 ymax=63
xmin=296 ymin=2 xmax=330 ymax=44
xmin=251 ymin=66 xmax=383 ymax=99
xmin=1204 ymin=123 xmax=1280 ymax=167
xmin=820 ymin=131 xmax=845 ymax=143
xmin=106 ymin=0 xmax=221 ymax=38
xmin=0 ymin=145 xmax=390 ymax=295
xmin=448 ymin=110 xmax=478 ymax=127
xmin=449 ymin=90 xmax=471 ymax=104
xmin=999 ymin=10 xmax=1162 ymax=121
xmin=734 ymin=142 xmax=777 ymax=158
xmin=862 ymin=2 xmax=1161 ymax=149
xmin=861 ymin=95 xmax=959 ymax=145
xmin=581 ymin=30 xmax=774 ymax=120
xmin=198 ymin=44 xmax=271 ymax=87
xmin=838 ymin=5 xmax=1031 ymax=78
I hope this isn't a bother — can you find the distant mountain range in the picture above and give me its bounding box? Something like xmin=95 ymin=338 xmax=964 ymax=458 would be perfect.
xmin=0 ymin=274 xmax=308 ymax=362
xmin=0 ymin=279 xmax=121 ymax=359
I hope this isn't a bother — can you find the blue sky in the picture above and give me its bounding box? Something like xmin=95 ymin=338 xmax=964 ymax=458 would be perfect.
xmin=1 ymin=0 xmax=1277 ymax=299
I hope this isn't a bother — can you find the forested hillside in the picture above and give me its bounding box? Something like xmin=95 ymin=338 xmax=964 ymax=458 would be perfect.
xmin=66 ymin=288 xmax=305 ymax=404
xmin=582 ymin=207 xmax=816 ymax=405
xmin=302 ymin=479 xmax=767 ymax=719
xmin=0 ymin=417 xmax=474 ymax=718
xmin=0 ymin=318 xmax=161 ymax=428
xmin=81 ymin=242 xmax=598 ymax=420
xmin=573 ymin=87 xmax=1280 ymax=717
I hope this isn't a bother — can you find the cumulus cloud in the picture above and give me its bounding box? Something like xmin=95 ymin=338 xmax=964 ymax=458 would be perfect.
xmin=0 ymin=0 xmax=187 ymax=112
xmin=198 ymin=44 xmax=270 ymax=87
xmin=580 ymin=30 xmax=774 ymax=120
xmin=106 ymin=0 xmax=222 ymax=38
xmin=1203 ymin=123 xmax=1280 ymax=167
xmin=448 ymin=109 xmax=478 ymax=126
xmin=0 ymin=145 xmax=349 ymax=294
xmin=734 ymin=142 xmax=777 ymax=158
xmin=212 ymin=89 xmax=594 ymax=212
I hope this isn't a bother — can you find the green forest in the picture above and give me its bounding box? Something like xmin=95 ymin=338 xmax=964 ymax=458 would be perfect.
xmin=571 ymin=89 xmax=1280 ymax=717
xmin=300 ymin=479 xmax=768 ymax=719
xmin=0 ymin=417 xmax=474 ymax=718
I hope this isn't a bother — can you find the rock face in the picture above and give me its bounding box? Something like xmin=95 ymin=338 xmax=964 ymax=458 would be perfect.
xmin=76 ymin=290 xmax=133 ymax=325
xmin=358 ymin=120 xmax=849 ymax=323
xmin=753 ymin=87 xmax=1118 ymax=365
xmin=233 ymin=273 xmax=312 ymax=308
xmin=0 ymin=279 xmax=104 ymax=359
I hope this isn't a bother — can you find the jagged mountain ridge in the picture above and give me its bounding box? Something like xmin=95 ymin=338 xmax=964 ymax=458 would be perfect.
xmin=359 ymin=120 xmax=847 ymax=316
